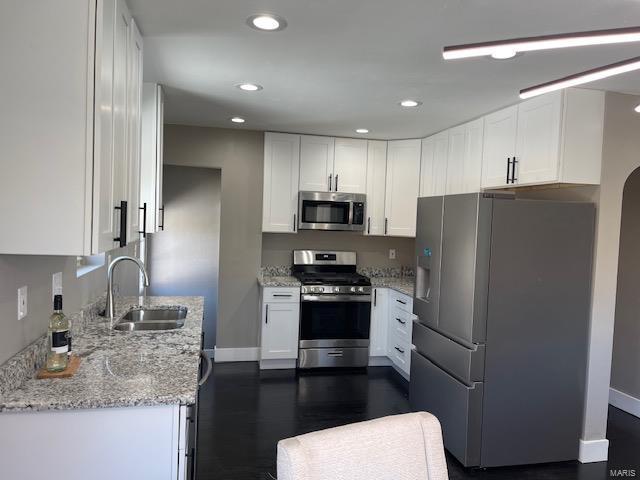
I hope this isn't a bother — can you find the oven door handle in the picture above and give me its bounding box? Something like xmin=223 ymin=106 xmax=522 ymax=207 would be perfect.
xmin=301 ymin=294 xmax=372 ymax=302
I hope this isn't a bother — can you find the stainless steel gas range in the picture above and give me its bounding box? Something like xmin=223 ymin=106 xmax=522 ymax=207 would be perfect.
xmin=292 ymin=250 xmax=371 ymax=368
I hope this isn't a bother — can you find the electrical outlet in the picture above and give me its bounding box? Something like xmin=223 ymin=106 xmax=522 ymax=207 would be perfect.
xmin=17 ymin=286 xmax=28 ymax=320
xmin=52 ymin=272 xmax=62 ymax=298
xmin=389 ymin=249 xmax=396 ymax=260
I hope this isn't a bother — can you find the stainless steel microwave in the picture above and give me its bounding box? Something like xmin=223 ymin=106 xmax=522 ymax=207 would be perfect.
xmin=298 ymin=191 xmax=366 ymax=231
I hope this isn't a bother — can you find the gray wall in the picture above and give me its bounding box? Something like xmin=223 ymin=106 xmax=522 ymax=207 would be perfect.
xmin=147 ymin=165 xmax=221 ymax=349
xmin=262 ymin=231 xmax=415 ymax=268
xmin=610 ymin=167 xmax=640 ymax=399
xmin=163 ymin=125 xmax=263 ymax=349
xmin=0 ymin=243 xmax=140 ymax=365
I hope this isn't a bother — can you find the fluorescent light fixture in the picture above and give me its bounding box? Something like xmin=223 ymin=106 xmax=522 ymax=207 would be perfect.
xmin=236 ymin=83 xmax=263 ymax=91
xmin=399 ymin=99 xmax=422 ymax=107
xmin=247 ymin=14 xmax=287 ymax=32
xmin=520 ymin=56 xmax=640 ymax=99
xmin=355 ymin=128 xmax=369 ymax=134
xmin=490 ymin=48 xmax=517 ymax=60
xmin=635 ymin=104 xmax=640 ymax=113
xmin=443 ymin=27 xmax=640 ymax=60
xmin=230 ymin=117 xmax=246 ymax=123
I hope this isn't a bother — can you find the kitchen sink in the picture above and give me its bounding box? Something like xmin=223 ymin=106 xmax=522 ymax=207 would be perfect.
xmin=114 ymin=306 xmax=188 ymax=331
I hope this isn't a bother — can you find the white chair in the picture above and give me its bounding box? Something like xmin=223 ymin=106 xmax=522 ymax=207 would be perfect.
xmin=277 ymin=412 xmax=449 ymax=480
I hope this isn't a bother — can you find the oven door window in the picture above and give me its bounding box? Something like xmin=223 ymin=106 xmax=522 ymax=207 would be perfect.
xmin=301 ymin=201 xmax=350 ymax=225
xmin=300 ymin=300 xmax=371 ymax=340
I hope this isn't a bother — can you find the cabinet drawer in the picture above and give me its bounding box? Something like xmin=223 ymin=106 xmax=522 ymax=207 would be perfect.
xmin=262 ymin=287 xmax=300 ymax=303
xmin=412 ymin=322 xmax=485 ymax=383
xmin=388 ymin=332 xmax=411 ymax=375
xmin=409 ymin=351 xmax=483 ymax=467
xmin=390 ymin=290 xmax=413 ymax=313
xmin=389 ymin=308 xmax=414 ymax=343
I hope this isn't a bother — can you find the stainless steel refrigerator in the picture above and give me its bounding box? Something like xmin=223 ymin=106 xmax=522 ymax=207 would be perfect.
xmin=410 ymin=192 xmax=595 ymax=468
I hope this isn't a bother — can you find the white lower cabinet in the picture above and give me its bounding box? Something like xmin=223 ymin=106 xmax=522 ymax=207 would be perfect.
xmin=386 ymin=290 xmax=414 ymax=378
xmin=0 ymin=404 xmax=188 ymax=480
xmin=369 ymin=288 xmax=389 ymax=358
xmin=260 ymin=287 xmax=301 ymax=369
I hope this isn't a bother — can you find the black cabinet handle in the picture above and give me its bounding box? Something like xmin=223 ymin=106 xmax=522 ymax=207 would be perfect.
xmin=367 ymin=217 xmax=371 ymax=234
xmin=293 ymin=214 xmax=297 ymax=232
xmin=328 ymin=174 xmax=332 ymax=191
xmin=511 ymin=157 xmax=518 ymax=184
xmin=396 ymin=317 xmax=406 ymax=325
xmin=272 ymin=294 xmax=292 ymax=297
xmin=396 ymin=299 xmax=407 ymax=305
xmin=395 ymin=346 xmax=405 ymax=354
xmin=384 ymin=218 xmax=388 ymax=235
xmin=335 ymin=174 xmax=339 ymax=191
xmin=138 ymin=202 xmax=147 ymax=238
xmin=373 ymin=289 xmax=377 ymax=307
xmin=113 ymin=200 xmax=128 ymax=247
xmin=158 ymin=205 xmax=165 ymax=231
xmin=265 ymin=304 xmax=269 ymax=324
xmin=506 ymin=157 xmax=512 ymax=184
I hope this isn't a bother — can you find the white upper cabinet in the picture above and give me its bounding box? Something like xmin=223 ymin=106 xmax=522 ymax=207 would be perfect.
xmin=365 ymin=140 xmax=387 ymax=236
xmin=445 ymin=118 xmax=484 ymax=195
xmin=0 ymin=0 xmax=141 ymax=255
xmin=140 ymin=84 xmax=165 ymax=234
xmin=333 ymin=138 xmax=368 ymax=193
xmin=420 ymin=131 xmax=449 ymax=197
xmin=385 ymin=139 xmax=421 ymax=237
xmin=515 ymin=91 xmax=563 ymax=185
xmin=299 ymin=135 xmax=335 ymax=191
xmin=481 ymin=88 xmax=605 ymax=189
xmin=126 ymin=18 xmax=143 ymax=242
xmin=481 ymin=105 xmax=518 ymax=189
xmin=263 ymin=133 xmax=301 ymax=233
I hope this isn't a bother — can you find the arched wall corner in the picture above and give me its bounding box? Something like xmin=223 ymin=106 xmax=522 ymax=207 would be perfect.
xmin=579 ymin=91 xmax=640 ymax=463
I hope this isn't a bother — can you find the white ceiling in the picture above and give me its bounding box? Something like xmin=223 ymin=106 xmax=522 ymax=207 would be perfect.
xmin=129 ymin=0 xmax=640 ymax=139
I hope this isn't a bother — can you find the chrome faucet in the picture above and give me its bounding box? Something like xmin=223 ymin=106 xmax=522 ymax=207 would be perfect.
xmin=105 ymin=256 xmax=150 ymax=319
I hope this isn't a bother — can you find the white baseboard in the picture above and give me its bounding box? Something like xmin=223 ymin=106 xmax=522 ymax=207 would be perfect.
xmin=578 ymin=438 xmax=609 ymax=463
xmin=260 ymin=359 xmax=296 ymax=370
xmin=214 ymin=347 xmax=260 ymax=363
xmin=610 ymin=387 xmax=640 ymax=418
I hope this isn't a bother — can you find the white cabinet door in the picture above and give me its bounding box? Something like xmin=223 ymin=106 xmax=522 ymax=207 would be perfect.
xmin=420 ymin=131 xmax=449 ymax=197
xmin=462 ymin=118 xmax=484 ymax=194
xmin=365 ymin=140 xmax=387 ymax=236
xmin=126 ymin=18 xmax=143 ymax=242
xmin=111 ymin=0 xmax=131 ymax=247
xmin=140 ymin=83 xmax=164 ymax=233
xmin=369 ymin=288 xmax=389 ymax=357
xmin=481 ymin=105 xmax=518 ymax=189
xmin=334 ymin=138 xmax=367 ymax=193
xmin=261 ymin=302 xmax=300 ymax=360
xmin=446 ymin=125 xmax=466 ymax=194
xmin=263 ymin=133 xmax=300 ymax=233
xmin=384 ymin=139 xmax=421 ymax=237
xmin=92 ymin=0 xmax=118 ymax=254
xmin=516 ymin=91 xmax=562 ymax=185
xmin=299 ymin=135 xmax=335 ymax=191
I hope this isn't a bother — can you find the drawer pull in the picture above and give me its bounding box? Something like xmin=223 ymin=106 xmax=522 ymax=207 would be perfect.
xmin=396 ymin=317 xmax=406 ymax=325
xmin=272 ymin=294 xmax=293 ymax=297
xmin=396 ymin=299 xmax=407 ymax=305
xmin=327 ymin=351 xmax=344 ymax=357
xmin=395 ymin=346 xmax=405 ymax=354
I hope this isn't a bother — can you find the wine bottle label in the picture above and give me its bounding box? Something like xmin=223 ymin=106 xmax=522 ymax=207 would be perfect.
xmin=51 ymin=331 xmax=69 ymax=354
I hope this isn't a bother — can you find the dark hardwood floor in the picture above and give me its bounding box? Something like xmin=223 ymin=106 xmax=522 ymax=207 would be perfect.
xmin=197 ymin=363 xmax=640 ymax=480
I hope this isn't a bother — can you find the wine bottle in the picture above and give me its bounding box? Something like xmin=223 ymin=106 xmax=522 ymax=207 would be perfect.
xmin=46 ymin=294 xmax=69 ymax=372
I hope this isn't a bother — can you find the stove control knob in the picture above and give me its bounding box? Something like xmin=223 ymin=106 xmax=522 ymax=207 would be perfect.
xmin=358 ymin=287 xmax=364 ymax=292
xmin=350 ymin=287 xmax=356 ymax=292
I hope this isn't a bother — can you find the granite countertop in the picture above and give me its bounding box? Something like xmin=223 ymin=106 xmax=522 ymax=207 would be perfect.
xmin=257 ymin=275 xmax=301 ymax=288
xmin=370 ymin=277 xmax=415 ymax=296
xmin=0 ymin=296 xmax=203 ymax=412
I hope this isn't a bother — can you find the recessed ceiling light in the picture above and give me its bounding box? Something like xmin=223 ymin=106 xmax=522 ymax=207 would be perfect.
xmin=230 ymin=117 xmax=246 ymax=124
xmin=490 ymin=48 xmax=517 ymax=60
xmin=236 ymin=83 xmax=263 ymax=91
xmin=355 ymin=128 xmax=369 ymax=134
xmin=399 ymin=99 xmax=422 ymax=108
xmin=635 ymin=104 xmax=640 ymax=113
xmin=247 ymin=14 xmax=287 ymax=32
